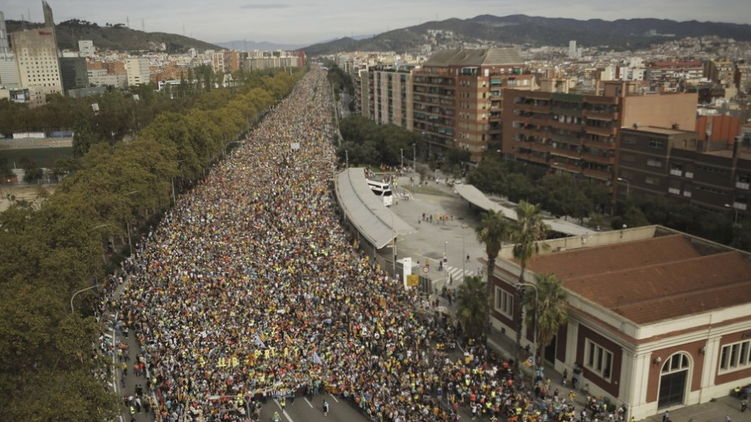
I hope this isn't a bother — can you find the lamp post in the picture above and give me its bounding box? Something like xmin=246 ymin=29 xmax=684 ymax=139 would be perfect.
xmin=400 ymin=148 xmax=404 ymax=169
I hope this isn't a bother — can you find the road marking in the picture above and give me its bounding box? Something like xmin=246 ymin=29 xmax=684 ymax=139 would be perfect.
xmin=328 ymin=393 xmax=339 ymax=403
xmin=273 ymin=399 xmax=294 ymax=422
xmin=303 ymin=397 xmax=314 ymax=408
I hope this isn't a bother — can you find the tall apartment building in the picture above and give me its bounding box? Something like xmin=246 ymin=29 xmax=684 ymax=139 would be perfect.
xmin=362 ymin=66 xmax=413 ymax=130
xmin=0 ymin=11 xmax=21 ymax=89
xmin=11 ymin=28 xmax=63 ymax=105
xmin=413 ymin=48 xmax=535 ymax=161
xmin=617 ymin=126 xmax=750 ymax=218
xmin=736 ymin=63 xmax=751 ymax=94
xmin=502 ymin=81 xmax=697 ymax=187
xmin=125 ymin=57 xmax=150 ymax=86
xmin=705 ymin=59 xmax=735 ymax=86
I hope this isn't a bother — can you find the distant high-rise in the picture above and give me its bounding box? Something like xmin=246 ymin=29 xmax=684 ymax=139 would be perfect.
xmin=42 ymin=1 xmax=55 ymax=28
xmin=125 ymin=57 xmax=151 ymax=86
xmin=0 ymin=12 xmax=10 ymax=55
xmin=568 ymin=40 xmax=577 ymax=59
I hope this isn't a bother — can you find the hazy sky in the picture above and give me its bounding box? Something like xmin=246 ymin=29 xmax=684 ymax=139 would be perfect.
xmin=3 ymin=0 xmax=750 ymax=45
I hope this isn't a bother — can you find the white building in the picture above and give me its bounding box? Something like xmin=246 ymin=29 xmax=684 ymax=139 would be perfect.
xmin=125 ymin=57 xmax=150 ymax=86
xmin=78 ymin=40 xmax=95 ymax=57
xmin=11 ymin=28 xmax=63 ymax=105
xmin=490 ymin=226 xmax=751 ymax=420
xmin=568 ymin=40 xmax=578 ymax=59
xmin=87 ymin=68 xmax=127 ymax=88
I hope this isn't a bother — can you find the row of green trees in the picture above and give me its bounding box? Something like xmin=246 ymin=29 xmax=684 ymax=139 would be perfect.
xmin=459 ymin=202 xmax=568 ymax=372
xmin=0 ymin=68 xmax=304 ymax=420
xmin=467 ymin=154 xmax=611 ymax=222
xmin=337 ymin=115 xmax=423 ymax=167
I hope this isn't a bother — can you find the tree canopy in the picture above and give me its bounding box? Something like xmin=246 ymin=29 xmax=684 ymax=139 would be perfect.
xmin=0 ymin=68 xmax=305 ymax=420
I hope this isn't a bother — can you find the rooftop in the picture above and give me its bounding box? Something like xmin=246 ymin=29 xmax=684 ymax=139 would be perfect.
xmin=525 ymin=232 xmax=751 ymax=325
xmin=621 ymin=126 xmax=695 ymax=136
xmin=423 ymin=48 xmax=523 ymax=67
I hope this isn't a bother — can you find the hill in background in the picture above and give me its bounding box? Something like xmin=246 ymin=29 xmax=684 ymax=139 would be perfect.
xmin=6 ymin=19 xmax=221 ymax=53
xmin=304 ymin=14 xmax=751 ymax=55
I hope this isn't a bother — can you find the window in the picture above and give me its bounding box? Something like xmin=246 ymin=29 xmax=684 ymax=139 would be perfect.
xmin=647 ymin=159 xmax=663 ymax=168
xmin=584 ymin=339 xmax=613 ymax=380
xmin=645 ymin=176 xmax=659 ymax=185
xmin=720 ymin=340 xmax=751 ymax=373
xmin=495 ymin=287 xmax=514 ymax=319
xmin=648 ymin=139 xmax=665 ymax=149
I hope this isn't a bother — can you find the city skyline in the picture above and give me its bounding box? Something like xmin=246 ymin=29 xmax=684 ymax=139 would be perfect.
xmin=2 ymin=0 xmax=751 ymax=46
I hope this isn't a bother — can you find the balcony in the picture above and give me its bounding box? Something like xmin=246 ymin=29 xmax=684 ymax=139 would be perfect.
xmin=582 ymin=153 xmax=615 ymax=165
xmin=517 ymin=103 xmax=550 ymax=113
xmin=581 ymin=167 xmax=612 ymax=181
xmin=583 ymin=109 xmax=618 ymax=120
xmin=670 ymin=169 xmax=683 ymax=177
xmin=584 ymin=125 xmax=616 ymax=137
xmin=736 ymin=181 xmax=750 ymax=190
xmin=516 ymin=151 xmax=549 ymax=165
xmin=685 ymin=171 xmax=694 ymax=179
xmin=550 ymin=161 xmax=582 ymax=174
xmin=550 ymin=149 xmax=581 ymax=160
xmin=551 ymin=133 xmax=582 ymax=144
xmin=549 ymin=119 xmax=582 ymax=131
xmin=734 ymin=202 xmax=748 ymax=211
xmin=582 ymin=137 xmax=614 ymax=149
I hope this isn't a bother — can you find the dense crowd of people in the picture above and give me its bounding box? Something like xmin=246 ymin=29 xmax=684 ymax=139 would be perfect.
xmin=114 ymin=69 xmax=623 ymax=422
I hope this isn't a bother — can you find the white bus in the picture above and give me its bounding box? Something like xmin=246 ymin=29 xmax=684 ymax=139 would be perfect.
xmin=366 ymin=179 xmax=393 ymax=207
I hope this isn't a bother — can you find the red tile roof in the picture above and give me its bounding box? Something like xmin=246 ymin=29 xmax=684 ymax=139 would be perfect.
xmin=526 ymin=235 xmax=751 ymax=324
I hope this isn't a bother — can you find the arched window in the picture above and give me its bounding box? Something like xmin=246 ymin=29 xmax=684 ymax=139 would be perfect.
xmin=661 ymin=353 xmax=690 ymax=374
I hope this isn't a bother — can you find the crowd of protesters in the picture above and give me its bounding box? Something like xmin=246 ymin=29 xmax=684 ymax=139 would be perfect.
xmin=113 ymin=69 xmax=625 ymax=422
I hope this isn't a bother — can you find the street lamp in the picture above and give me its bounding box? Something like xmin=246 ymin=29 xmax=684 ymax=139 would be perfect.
xmin=724 ymin=203 xmax=740 ymax=225
xmin=617 ymin=177 xmax=630 ymax=198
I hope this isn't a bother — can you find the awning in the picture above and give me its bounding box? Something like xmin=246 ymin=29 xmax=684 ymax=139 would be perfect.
xmin=454 ymin=184 xmax=595 ymax=237
xmin=334 ymin=168 xmax=416 ymax=249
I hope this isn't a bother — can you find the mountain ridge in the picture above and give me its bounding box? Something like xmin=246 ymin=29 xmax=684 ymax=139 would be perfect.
xmin=303 ymin=14 xmax=751 ymax=55
xmin=6 ymin=19 xmax=221 ymax=53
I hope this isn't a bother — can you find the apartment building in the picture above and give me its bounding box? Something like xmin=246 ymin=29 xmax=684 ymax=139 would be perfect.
xmin=11 ymin=28 xmax=62 ymax=105
xmin=502 ymin=81 xmax=697 ymax=187
xmin=361 ymin=66 xmax=414 ymax=130
xmin=617 ymin=126 xmax=750 ymax=218
xmin=412 ymin=48 xmax=535 ymax=161
xmin=125 ymin=57 xmax=151 ymax=86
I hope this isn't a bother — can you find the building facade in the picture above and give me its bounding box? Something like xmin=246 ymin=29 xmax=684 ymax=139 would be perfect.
xmin=125 ymin=57 xmax=150 ymax=86
xmin=59 ymin=57 xmax=89 ymax=93
xmin=490 ymin=226 xmax=751 ymax=420
xmin=364 ymin=66 xmax=413 ymax=130
xmin=78 ymin=40 xmax=95 ymax=57
xmin=617 ymin=126 xmax=750 ymax=218
xmin=10 ymin=28 xmax=63 ymax=105
xmin=501 ymin=82 xmax=697 ymax=187
xmin=413 ymin=48 xmax=534 ymax=161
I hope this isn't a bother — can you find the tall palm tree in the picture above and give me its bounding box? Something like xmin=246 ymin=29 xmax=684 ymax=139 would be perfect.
xmin=523 ymin=273 xmax=568 ymax=368
xmin=511 ymin=200 xmax=547 ymax=373
xmin=455 ymin=275 xmax=488 ymax=340
xmin=475 ymin=209 xmax=511 ymax=335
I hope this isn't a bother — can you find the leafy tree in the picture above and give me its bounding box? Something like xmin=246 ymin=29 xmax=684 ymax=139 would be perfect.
xmin=455 ymin=275 xmax=489 ymax=340
xmin=475 ymin=209 xmax=511 ymax=335
xmin=523 ymin=273 xmax=568 ymax=367
xmin=511 ymin=200 xmax=547 ymax=375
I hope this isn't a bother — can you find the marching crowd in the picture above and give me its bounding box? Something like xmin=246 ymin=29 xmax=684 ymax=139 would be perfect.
xmin=114 ymin=69 xmax=624 ymax=422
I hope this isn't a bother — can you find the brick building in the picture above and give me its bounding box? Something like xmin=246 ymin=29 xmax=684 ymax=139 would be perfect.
xmin=413 ymin=48 xmax=536 ymax=161
xmin=501 ymin=82 xmax=697 ymax=187
xmin=617 ymin=126 xmax=750 ymax=218
xmin=491 ymin=226 xmax=751 ymax=419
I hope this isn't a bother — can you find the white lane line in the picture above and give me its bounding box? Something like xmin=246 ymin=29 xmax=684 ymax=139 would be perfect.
xmin=328 ymin=393 xmax=339 ymax=403
xmin=273 ymin=399 xmax=294 ymax=422
xmin=303 ymin=397 xmax=314 ymax=408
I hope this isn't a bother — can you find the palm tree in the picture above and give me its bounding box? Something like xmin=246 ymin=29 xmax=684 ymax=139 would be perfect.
xmin=455 ymin=275 xmax=488 ymax=341
xmin=523 ymin=273 xmax=568 ymax=367
xmin=475 ymin=209 xmax=511 ymax=333
xmin=511 ymin=200 xmax=547 ymax=373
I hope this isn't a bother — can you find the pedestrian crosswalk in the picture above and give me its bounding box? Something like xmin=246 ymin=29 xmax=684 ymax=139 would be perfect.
xmin=444 ymin=265 xmax=468 ymax=284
